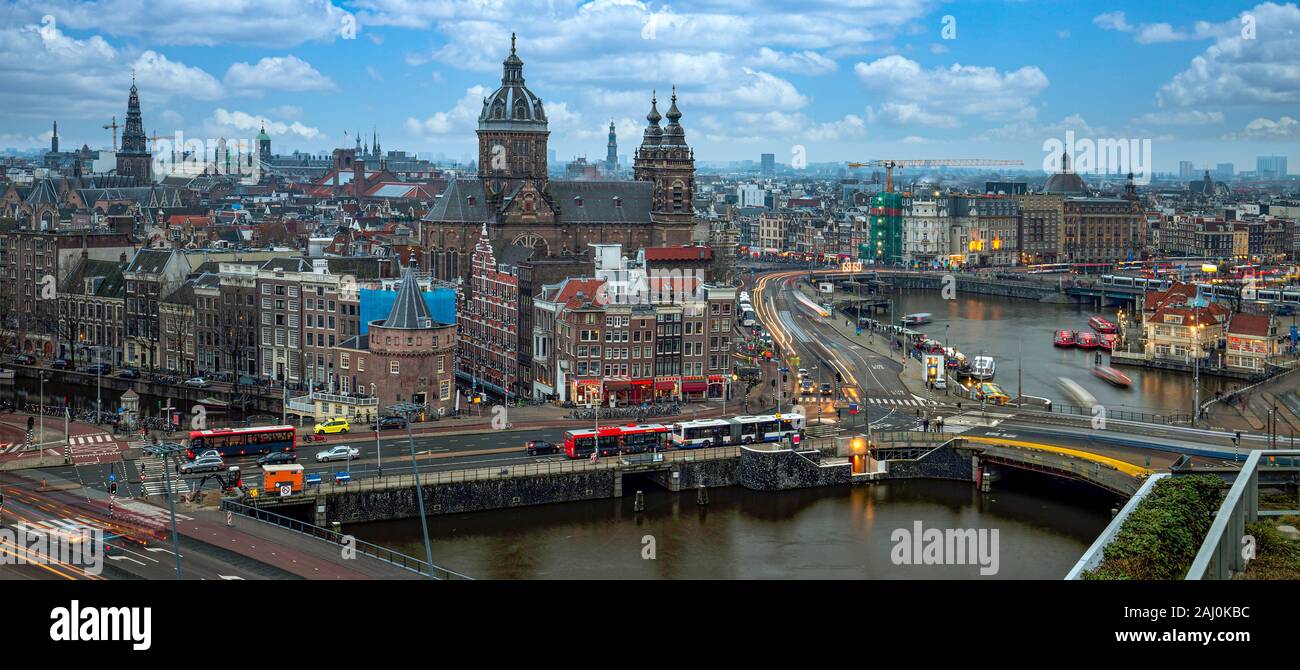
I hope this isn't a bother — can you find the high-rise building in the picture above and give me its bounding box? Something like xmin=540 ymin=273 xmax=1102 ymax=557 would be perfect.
xmin=1216 ymin=163 xmax=1234 ymax=178
xmin=1179 ymin=161 xmax=1195 ymax=179
xmin=760 ymin=153 xmax=775 ymax=176
xmin=1257 ymin=155 xmax=1288 ymax=179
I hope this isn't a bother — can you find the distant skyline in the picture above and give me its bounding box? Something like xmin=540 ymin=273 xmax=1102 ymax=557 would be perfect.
xmin=1 ymin=1 xmax=1297 ymax=174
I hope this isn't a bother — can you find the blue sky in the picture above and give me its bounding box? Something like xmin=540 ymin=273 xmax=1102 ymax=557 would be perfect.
xmin=1 ymin=0 xmax=1297 ymax=173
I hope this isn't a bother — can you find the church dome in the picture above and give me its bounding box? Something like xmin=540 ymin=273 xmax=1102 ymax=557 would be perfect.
xmin=478 ymin=33 xmax=547 ymax=133
xmin=1044 ymin=151 xmax=1087 ymax=194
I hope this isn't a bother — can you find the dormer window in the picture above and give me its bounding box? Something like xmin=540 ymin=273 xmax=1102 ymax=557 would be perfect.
xmin=613 ymin=196 xmax=622 ymax=208
xmin=467 ymin=195 xmax=476 ymax=206
xmin=574 ymin=196 xmax=583 ymax=207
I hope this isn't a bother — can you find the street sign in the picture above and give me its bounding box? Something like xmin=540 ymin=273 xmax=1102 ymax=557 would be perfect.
xmin=279 ymin=483 xmax=292 ymax=497
xmin=108 ymin=473 xmax=116 ymax=483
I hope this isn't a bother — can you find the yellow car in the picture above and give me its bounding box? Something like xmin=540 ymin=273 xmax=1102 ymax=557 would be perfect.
xmin=975 ymin=383 xmax=1010 ymax=405
xmin=314 ymin=417 xmax=351 ymax=435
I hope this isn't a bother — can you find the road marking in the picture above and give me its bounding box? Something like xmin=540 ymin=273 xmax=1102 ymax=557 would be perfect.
xmin=218 ymin=574 xmax=244 ymax=580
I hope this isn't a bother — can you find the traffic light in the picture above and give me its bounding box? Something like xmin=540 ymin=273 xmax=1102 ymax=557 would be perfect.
xmin=109 ymin=482 xmax=117 ymax=495
xmin=1233 ymin=431 xmax=1241 ymax=446
xmin=782 ymin=373 xmax=788 ymax=384
xmin=27 ymin=416 xmax=34 ymax=430
xmin=835 ymin=371 xmax=843 ymax=384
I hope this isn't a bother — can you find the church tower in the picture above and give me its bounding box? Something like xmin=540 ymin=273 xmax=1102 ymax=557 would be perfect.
xmin=605 ymin=120 xmax=618 ymax=174
xmin=476 ymin=33 xmax=549 ymax=181
xmin=256 ymin=122 xmax=272 ymax=166
xmin=116 ymin=76 xmax=153 ymax=183
xmin=634 ymin=87 xmax=695 ymax=244
xmin=51 ymin=121 xmax=58 ymax=154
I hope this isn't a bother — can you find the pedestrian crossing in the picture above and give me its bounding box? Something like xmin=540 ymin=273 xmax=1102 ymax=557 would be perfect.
xmin=0 ymin=442 xmax=20 ymax=454
xmin=866 ymin=397 xmax=935 ymax=407
xmin=133 ymin=455 xmax=191 ymax=498
xmin=70 ymin=433 xmax=114 ymax=446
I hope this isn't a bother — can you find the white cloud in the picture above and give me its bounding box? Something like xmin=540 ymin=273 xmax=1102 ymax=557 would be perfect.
xmin=1093 ymin=11 xmax=1132 ymax=33
xmin=1223 ymin=116 xmax=1300 ymax=140
xmin=749 ymin=47 xmax=837 ymax=75
xmin=1156 ymin=3 xmax=1300 ymax=108
xmin=405 ymin=85 xmax=487 ymax=137
xmin=0 ymin=18 xmax=222 ymax=119
xmin=732 ymin=111 xmax=866 ymax=142
xmin=207 ymin=108 xmax=321 ymax=140
xmin=4 ymin=0 xmax=357 ymax=47
xmin=867 ymin=102 xmax=959 ymax=129
xmin=1131 ymin=110 xmax=1224 ymax=126
xmin=224 ymin=56 xmax=336 ymax=95
xmin=855 ymin=55 xmax=1049 ymax=126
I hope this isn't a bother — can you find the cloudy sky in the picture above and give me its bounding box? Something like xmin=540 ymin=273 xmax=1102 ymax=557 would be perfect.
xmin=0 ymin=0 xmax=1297 ymax=173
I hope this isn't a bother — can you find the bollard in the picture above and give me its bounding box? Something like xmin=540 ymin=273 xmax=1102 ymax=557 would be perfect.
xmin=696 ymin=483 xmax=709 ymax=506
xmin=634 ymin=490 xmax=645 ymax=513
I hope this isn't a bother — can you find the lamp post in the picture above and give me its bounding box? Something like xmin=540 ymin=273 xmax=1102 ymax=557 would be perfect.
xmin=1193 ymin=325 xmax=1201 ymax=426
xmin=388 ymin=401 xmax=435 ymax=579
xmin=142 ymin=442 xmax=186 ymax=579
xmin=371 ymin=383 xmax=381 ymax=477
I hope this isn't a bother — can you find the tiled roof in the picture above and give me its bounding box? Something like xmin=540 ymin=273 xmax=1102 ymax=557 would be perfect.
xmin=1228 ymin=313 xmax=1271 ymax=337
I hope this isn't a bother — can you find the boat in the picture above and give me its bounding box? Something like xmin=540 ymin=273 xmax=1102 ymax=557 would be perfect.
xmin=944 ymin=348 xmax=965 ymax=369
xmin=1099 ymin=333 xmax=1119 ymax=351
xmin=0 ymin=368 xmax=13 ymax=381
xmin=970 ymin=356 xmax=995 ymax=380
xmin=901 ymin=312 xmax=932 ymax=326
xmin=1093 ymin=366 xmax=1132 ymax=388
xmin=975 ymin=382 xmax=1010 ymax=405
xmin=1077 ymin=332 xmax=1100 ymax=349
xmin=1053 ymin=329 xmax=1076 ymax=347
xmin=1057 ymin=377 xmax=1098 ymax=408
xmin=1088 ymin=316 xmax=1118 ymax=333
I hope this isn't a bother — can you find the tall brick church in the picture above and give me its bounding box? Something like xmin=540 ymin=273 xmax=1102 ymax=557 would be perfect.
xmin=420 ymin=33 xmax=695 ymax=282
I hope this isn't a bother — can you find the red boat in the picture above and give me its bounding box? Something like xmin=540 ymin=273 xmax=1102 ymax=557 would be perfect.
xmin=1053 ymin=330 xmax=1076 ymax=347
xmin=1093 ymin=366 xmax=1132 ymax=388
xmin=1088 ymin=316 xmax=1118 ymax=334
xmin=1077 ymin=332 xmax=1100 ymax=349
xmin=1099 ymin=333 xmax=1119 ymax=351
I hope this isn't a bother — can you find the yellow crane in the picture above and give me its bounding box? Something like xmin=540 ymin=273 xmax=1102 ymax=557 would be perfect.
xmin=847 ymin=159 xmax=1024 ymax=193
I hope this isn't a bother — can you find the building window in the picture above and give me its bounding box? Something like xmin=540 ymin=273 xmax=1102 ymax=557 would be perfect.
xmin=390 ymin=360 xmax=400 ymax=375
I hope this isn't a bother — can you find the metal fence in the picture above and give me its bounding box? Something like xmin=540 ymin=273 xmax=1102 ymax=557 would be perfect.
xmin=1187 ymin=450 xmax=1300 ymax=580
xmin=1045 ymin=402 xmax=1193 ymax=425
xmin=314 ymin=446 xmax=745 ymax=494
xmin=220 ymin=499 xmax=471 ymax=580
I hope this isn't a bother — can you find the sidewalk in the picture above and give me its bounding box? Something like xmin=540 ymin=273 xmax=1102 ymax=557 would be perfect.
xmin=1204 ymin=366 xmax=1300 ymax=433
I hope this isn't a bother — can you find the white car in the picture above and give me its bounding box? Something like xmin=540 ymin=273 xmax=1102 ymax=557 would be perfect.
xmin=182 ymin=377 xmax=210 ymax=388
xmin=315 ymin=445 xmax=360 ymax=463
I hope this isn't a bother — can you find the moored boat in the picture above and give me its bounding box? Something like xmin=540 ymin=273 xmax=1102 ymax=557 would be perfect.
xmin=1088 ymin=316 xmax=1118 ymax=333
xmin=1077 ymin=332 xmax=1100 ymax=349
xmin=1053 ymin=329 xmax=1076 ymax=347
xmin=1093 ymin=366 xmax=1132 ymax=388
xmin=971 ymin=355 xmax=995 ymax=380
xmin=1099 ymin=333 xmax=1118 ymax=351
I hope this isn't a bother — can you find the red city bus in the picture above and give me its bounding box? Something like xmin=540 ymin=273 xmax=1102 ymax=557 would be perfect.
xmin=563 ymin=424 xmax=669 ymax=459
xmin=188 ymin=425 xmax=297 ymax=459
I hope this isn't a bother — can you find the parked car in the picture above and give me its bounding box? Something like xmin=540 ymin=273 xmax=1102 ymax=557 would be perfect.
xmin=257 ymin=451 xmax=298 ymax=466
xmin=370 ymin=415 xmax=407 ymax=431
xmin=179 ymin=452 xmax=224 ymax=474
xmin=525 ymin=440 xmax=559 ymax=456
xmin=117 ymin=367 xmax=141 ymax=379
xmin=182 ymin=377 xmax=210 ymax=388
xmin=51 ymin=359 xmax=73 ymax=370
xmin=85 ymin=363 xmax=111 ymax=375
xmin=14 ymin=354 xmax=35 ymax=365
xmin=314 ymin=417 xmax=351 ymax=435
xmin=315 ymin=445 xmax=360 ymax=463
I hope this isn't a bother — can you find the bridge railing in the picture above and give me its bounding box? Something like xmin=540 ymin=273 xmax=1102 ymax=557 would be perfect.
xmin=220 ymin=498 xmax=472 ymax=580
xmin=1186 ymin=450 xmax=1300 ymax=580
xmin=1044 ymin=402 xmax=1192 ymax=425
xmin=314 ymin=446 xmax=744 ymax=494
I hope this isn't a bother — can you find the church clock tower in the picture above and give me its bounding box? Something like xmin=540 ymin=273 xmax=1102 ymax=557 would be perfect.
xmin=634 ymin=87 xmax=695 ymax=245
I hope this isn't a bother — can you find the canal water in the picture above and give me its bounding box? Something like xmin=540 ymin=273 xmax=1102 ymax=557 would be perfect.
xmin=353 ymin=471 xmax=1117 ymax=579
xmin=886 ymin=288 xmax=1232 ymax=415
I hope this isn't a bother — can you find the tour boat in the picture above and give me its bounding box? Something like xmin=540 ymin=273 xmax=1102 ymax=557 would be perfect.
xmin=901 ymin=313 xmax=932 ymax=326
xmin=1053 ymin=329 xmax=1076 ymax=347
xmin=1093 ymin=366 xmax=1132 ymax=388
xmin=970 ymin=356 xmax=996 ymax=380
xmin=1099 ymin=334 xmax=1119 ymax=351
xmin=1088 ymin=316 xmax=1118 ymax=334
xmin=1057 ymin=377 xmax=1098 ymax=408
xmin=975 ymin=382 xmax=1010 ymax=405
xmin=1076 ymin=332 xmax=1100 ymax=349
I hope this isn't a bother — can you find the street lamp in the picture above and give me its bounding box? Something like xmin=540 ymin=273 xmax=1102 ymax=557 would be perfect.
xmin=388 ymin=401 xmax=435 ymax=580
xmin=141 ymin=441 xmax=187 ymax=579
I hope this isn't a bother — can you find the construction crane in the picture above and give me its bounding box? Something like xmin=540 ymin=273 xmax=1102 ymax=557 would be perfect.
xmin=846 ymin=159 xmax=1023 ymax=193
xmin=102 ymin=116 xmax=120 ymax=150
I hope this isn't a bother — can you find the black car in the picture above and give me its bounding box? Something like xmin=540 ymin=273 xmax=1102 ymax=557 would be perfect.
xmin=525 ymin=440 xmax=559 ymax=456
xmin=85 ymin=363 xmax=112 ymax=375
xmin=117 ymin=368 xmax=141 ymax=379
xmin=370 ymin=415 xmax=407 ymax=431
xmin=51 ymin=359 xmax=73 ymax=371
xmin=14 ymin=354 xmax=35 ymax=365
xmin=257 ymin=451 xmax=298 ymax=466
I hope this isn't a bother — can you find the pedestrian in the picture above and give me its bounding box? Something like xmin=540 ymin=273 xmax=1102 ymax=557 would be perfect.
xmin=937 ymin=417 xmax=944 ymax=433
xmin=922 ymin=418 xmax=930 ymax=432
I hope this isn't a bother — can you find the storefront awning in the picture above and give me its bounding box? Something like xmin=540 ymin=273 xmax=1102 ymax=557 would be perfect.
xmin=682 ymin=381 xmax=707 ymax=392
